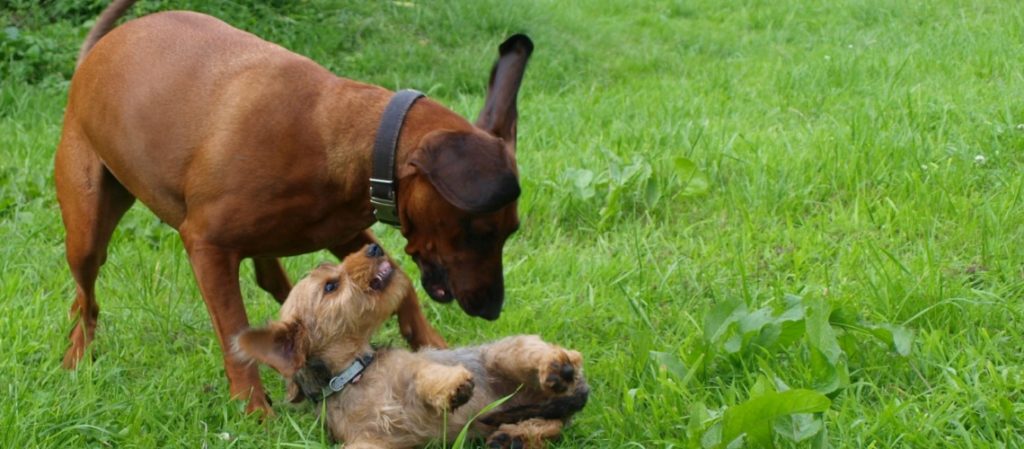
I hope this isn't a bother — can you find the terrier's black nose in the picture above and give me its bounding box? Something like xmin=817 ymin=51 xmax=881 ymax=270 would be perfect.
xmin=366 ymin=243 xmax=384 ymax=257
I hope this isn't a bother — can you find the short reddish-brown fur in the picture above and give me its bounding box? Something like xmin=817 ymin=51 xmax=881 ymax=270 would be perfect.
xmin=56 ymin=0 xmax=531 ymax=414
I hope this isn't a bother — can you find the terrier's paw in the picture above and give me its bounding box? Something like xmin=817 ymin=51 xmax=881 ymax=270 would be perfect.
xmin=449 ymin=375 xmax=475 ymax=410
xmin=418 ymin=365 xmax=475 ymax=411
xmin=538 ymin=349 xmax=582 ymax=395
xmin=486 ymin=431 xmax=525 ymax=449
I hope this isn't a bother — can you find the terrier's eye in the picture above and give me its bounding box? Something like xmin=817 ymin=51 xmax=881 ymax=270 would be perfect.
xmin=324 ymin=280 xmax=339 ymax=293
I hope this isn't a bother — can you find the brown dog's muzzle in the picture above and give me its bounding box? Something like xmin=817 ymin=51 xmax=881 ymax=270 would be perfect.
xmin=416 ymin=257 xmax=454 ymax=303
xmin=416 ymin=257 xmax=504 ymax=320
xmin=454 ymin=274 xmax=504 ymax=320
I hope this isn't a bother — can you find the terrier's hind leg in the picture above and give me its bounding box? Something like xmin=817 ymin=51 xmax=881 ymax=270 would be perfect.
xmin=481 ymin=335 xmax=583 ymax=395
xmin=485 ymin=418 xmax=564 ymax=449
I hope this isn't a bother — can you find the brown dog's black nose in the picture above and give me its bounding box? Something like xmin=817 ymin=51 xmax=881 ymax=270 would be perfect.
xmin=366 ymin=244 xmax=384 ymax=257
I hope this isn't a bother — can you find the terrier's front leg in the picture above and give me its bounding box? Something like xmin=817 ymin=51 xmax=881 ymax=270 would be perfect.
xmin=414 ymin=364 xmax=475 ymax=411
xmin=344 ymin=439 xmax=389 ymax=449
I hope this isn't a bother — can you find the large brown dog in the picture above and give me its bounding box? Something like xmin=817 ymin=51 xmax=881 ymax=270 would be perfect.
xmin=56 ymin=0 xmax=531 ymax=413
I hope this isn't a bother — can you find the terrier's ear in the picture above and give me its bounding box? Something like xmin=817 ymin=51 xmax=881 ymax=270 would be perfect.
xmin=234 ymin=321 xmax=308 ymax=377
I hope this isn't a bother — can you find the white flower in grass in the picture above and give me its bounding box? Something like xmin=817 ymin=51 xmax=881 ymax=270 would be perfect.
xmin=974 ymin=154 xmax=987 ymax=165
xmin=1016 ymin=123 xmax=1024 ymax=131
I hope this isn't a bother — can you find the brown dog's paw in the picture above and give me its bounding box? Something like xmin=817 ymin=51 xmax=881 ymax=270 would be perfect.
xmin=539 ymin=349 xmax=582 ymax=395
xmin=244 ymin=392 xmax=275 ymax=418
xmin=486 ymin=431 xmax=525 ymax=449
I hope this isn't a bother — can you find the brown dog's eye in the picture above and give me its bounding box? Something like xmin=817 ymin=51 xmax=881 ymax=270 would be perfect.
xmin=324 ymin=280 xmax=339 ymax=293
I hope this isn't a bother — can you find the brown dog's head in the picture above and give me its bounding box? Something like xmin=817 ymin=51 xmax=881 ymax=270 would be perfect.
xmin=396 ymin=34 xmax=533 ymax=320
xmin=234 ymin=244 xmax=410 ymax=378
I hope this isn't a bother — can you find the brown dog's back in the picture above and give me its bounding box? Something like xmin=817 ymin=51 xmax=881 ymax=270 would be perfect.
xmin=73 ymin=12 xmax=338 ymax=230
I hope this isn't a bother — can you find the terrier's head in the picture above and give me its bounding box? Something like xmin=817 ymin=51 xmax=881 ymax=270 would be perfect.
xmin=234 ymin=244 xmax=410 ymax=378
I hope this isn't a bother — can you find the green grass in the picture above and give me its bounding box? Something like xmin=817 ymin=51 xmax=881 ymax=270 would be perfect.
xmin=2 ymin=0 xmax=1024 ymax=447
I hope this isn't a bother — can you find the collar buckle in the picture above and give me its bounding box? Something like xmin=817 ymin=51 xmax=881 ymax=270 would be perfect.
xmin=370 ymin=89 xmax=425 ymax=228
xmin=369 ymin=178 xmax=399 ymax=225
xmin=322 ymin=353 xmax=374 ymax=399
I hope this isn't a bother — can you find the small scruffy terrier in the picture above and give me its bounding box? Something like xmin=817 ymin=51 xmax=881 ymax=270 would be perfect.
xmin=235 ymin=244 xmax=588 ymax=448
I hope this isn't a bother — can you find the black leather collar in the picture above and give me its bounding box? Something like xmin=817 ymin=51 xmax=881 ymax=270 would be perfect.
xmin=370 ymin=89 xmax=425 ymax=226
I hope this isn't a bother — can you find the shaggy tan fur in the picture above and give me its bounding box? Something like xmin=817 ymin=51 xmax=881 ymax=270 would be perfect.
xmin=235 ymin=245 xmax=588 ymax=448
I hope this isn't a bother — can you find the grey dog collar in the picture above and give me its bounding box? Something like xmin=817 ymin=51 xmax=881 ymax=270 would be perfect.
xmin=370 ymin=89 xmax=425 ymax=227
xmin=294 ymin=352 xmax=375 ymax=404
xmin=320 ymin=352 xmax=375 ymax=401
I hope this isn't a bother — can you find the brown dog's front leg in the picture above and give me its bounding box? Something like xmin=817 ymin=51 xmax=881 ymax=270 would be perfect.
xmin=184 ymin=240 xmax=271 ymax=415
xmin=252 ymin=257 xmax=291 ymax=304
xmin=329 ymin=231 xmax=446 ymax=350
xmin=397 ymin=288 xmax=446 ymax=349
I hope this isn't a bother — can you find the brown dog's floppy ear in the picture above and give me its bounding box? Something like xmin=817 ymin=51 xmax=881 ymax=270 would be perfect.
xmin=234 ymin=321 xmax=308 ymax=378
xmin=408 ymin=131 xmax=520 ymax=213
xmin=476 ymin=34 xmax=533 ymax=153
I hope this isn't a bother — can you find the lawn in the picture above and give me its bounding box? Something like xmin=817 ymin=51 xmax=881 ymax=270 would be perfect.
xmin=2 ymin=0 xmax=1023 ymax=447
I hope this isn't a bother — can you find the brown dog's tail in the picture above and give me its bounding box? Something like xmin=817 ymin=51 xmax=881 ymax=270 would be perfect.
xmin=76 ymin=0 xmax=139 ymax=68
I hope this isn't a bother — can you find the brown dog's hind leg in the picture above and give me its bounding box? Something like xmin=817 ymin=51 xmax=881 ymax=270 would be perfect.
xmin=486 ymin=418 xmax=564 ymax=449
xmin=181 ymin=238 xmax=270 ymax=414
xmin=328 ymin=231 xmax=446 ymax=349
xmin=252 ymin=257 xmax=291 ymax=304
xmin=55 ymin=128 xmax=136 ymax=369
xmin=483 ymin=336 xmax=583 ymax=395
